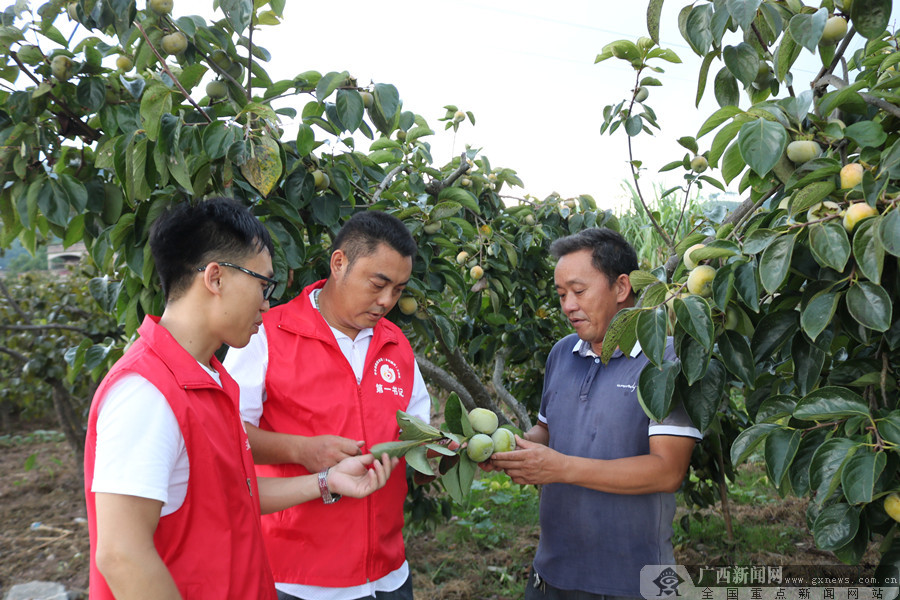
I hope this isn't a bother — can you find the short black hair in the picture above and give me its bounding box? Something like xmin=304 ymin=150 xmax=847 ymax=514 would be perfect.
xmin=150 ymin=197 xmax=274 ymax=302
xmin=549 ymin=228 xmax=638 ymax=285
xmin=331 ymin=211 xmax=417 ymax=266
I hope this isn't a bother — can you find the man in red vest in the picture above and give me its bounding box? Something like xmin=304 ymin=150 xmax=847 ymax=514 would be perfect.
xmin=224 ymin=211 xmax=428 ymax=600
xmin=84 ymin=198 xmax=398 ymax=600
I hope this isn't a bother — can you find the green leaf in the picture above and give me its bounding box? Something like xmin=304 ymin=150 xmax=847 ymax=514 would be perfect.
xmin=737 ymin=119 xmax=788 ymax=178
xmin=404 ymin=445 xmax=434 ymax=476
xmin=685 ymin=4 xmax=714 ymax=55
xmin=636 ymin=307 xmax=667 ymax=368
xmin=680 ymin=358 xmax=725 ymax=432
xmin=677 ymin=333 xmax=711 ymax=385
xmin=813 ymin=504 xmax=859 ymax=551
xmin=801 ymin=289 xmax=839 ymax=342
xmin=764 ymin=428 xmax=801 ymax=488
xmin=625 ymin=115 xmax=643 ymax=137
xmin=788 ymin=428 xmax=828 ymax=496
xmin=774 ymin=28 xmax=803 ymax=81
xmin=879 ymin=208 xmax=900 ymax=257
xmin=712 ymin=262 xmax=735 ymax=312
xmin=759 ymin=233 xmax=795 ymax=293
xmin=630 ymin=270 xmax=663 ymax=291
xmin=76 ymin=77 xmax=106 ymax=113
xmin=430 ymin=201 xmax=462 ymax=221
xmin=397 ymin=410 xmax=443 ymax=440
xmin=841 ymin=450 xmax=886 ymax=505
xmin=647 ymin=0 xmax=664 ymax=43
xmin=443 ymin=392 xmax=466 ymax=436
xmin=791 ymin=181 xmax=836 ymax=216
xmin=810 ymin=438 xmax=857 ymax=504
xmin=751 ymin=310 xmax=799 ymax=360
xmin=734 ymin=261 xmax=760 ymax=313
xmin=695 ymin=51 xmax=716 ymax=107
xmin=725 ymin=0 xmax=762 ymax=30
xmin=846 ymin=281 xmax=892 ymax=332
xmin=850 ymin=0 xmax=892 ymax=39
xmin=794 ymin=386 xmax=869 ymax=420
xmin=756 ymin=395 xmax=798 ymax=423
xmin=369 ymin=439 xmax=424 ymax=458
xmin=730 ymin=423 xmax=779 ymax=466
xmin=219 ymin=0 xmax=252 ymax=34
xmin=880 ymin=411 xmax=900 ymax=445
xmin=788 ymin=8 xmax=827 ymax=53
xmin=637 ymin=360 xmax=680 ymax=422
xmin=714 ymin=67 xmax=740 ymax=108
xmin=437 ymin=187 xmax=480 ymax=214
xmin=791 ymin=333 xmax=826 ymax=397
xmin=853 ymin=218 xmax=884 ymax=284
xmin=717 ymin=330 xmax=755 ymax=388
xmin=697 ymin=106 xmax=744 ymax=139
xmin=720 ymin=140 xmax=746 ymax=184
xmin=336 ymin=89 xmax=364 ymax=133
xmin=673 ymin=295 xmax=714 ymax=351
xmin=600 ymin=307 xmax=640 ymax=364
xmin=844 ymin=120 xmax=887 ymax=149
xmin=808 ymin=222 xmax=850 ymax=272
xmin=373 ymin=82 xmax=400 ymax=121
xmin=723 ymin=42 xmax=760 ymax=87
xmin=139 ymin=83 xmax=172 ymax=142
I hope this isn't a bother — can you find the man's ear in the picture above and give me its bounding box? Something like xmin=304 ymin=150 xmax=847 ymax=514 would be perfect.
xmin=329 ymin=249 xmax=348 ymax=280
xmin=200 ymin=262 xmax=224 ymax=296
xmin=615 ymin=273 xmax=633 ymax=303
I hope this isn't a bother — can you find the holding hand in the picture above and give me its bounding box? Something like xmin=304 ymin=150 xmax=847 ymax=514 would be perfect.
xmin=327 ymin=453 xmax=399 ymax=498
xmin=488 ymin=435 xmax=567 ymax=486
xmin=300 ymin=435 xmax=364 ymax=472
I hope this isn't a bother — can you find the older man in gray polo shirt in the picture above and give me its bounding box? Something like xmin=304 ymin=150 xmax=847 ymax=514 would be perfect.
xmin=492 ymin=228 xmax=702 ymax=599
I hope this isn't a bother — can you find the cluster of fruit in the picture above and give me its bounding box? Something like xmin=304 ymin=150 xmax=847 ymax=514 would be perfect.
xmin=369 ymin=396 xmax=518 ymax=503
xmin=465 ymin=408 xmax=516 ymax=462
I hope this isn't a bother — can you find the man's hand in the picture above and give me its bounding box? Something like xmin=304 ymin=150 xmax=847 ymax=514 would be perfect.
xmin=327 ymin=453 xmax=399 ymax=498
xmin=298 ymin=435 xmax=364 ymax=472
xmin=488 ymin=435 xmax=567 ymax=486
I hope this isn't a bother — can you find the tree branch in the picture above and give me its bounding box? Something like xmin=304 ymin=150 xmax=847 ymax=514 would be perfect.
xmin=9 ymin=51 xmax=100 ymax=143
xmin=0 ymin=277 xmax=30 ymax=321
xmin=0 ymin=345 xmax=28 ymax=363
xmin=814 ymin=73 xmax=900 ymax=119
xmin=491 ymin=347 xmax=533 ymax=430
xmin=135 ymin=22 xmax=213 ymax=124
xmin=414 ymin=353 xmax=476 ymax=411
xmin=372 ymin=163 xmax=406 ymax=203
xmin=425 ymin=153 xmax=470 ymax=196
xmin=626 ymin=117 xmax=674 ymax=250
xmin=1 ymin=323 xmax=93 ymax=335
xmin=813 ymin=26 xmax=857 ymax=90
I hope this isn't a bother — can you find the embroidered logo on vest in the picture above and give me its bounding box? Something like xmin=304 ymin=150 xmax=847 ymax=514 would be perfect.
xmin=373 ymin=358 xmax=405 ymax=398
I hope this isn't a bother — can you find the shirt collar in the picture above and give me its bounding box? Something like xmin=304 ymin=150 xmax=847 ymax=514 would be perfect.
xmin=571 ymin=338 xmax=643 ymax=359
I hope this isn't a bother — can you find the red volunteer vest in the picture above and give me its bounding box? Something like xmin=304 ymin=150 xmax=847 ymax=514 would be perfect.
xmin=257 ymin=280 xmax=412 ymax=587
xmin=84 ymin=316 xmax=276 ymax=600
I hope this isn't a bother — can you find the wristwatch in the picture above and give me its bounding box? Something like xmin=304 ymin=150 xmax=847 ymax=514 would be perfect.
xmin=318 ymin=468 xmax=341 ymax=504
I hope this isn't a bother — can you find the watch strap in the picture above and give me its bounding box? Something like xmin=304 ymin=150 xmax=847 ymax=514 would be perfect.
xmin=318 ymin=468 xmax=340 ymax=504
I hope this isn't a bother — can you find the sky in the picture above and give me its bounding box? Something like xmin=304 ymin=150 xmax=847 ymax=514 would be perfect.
xmin=165 ymin=1 xmax=881 ymax=209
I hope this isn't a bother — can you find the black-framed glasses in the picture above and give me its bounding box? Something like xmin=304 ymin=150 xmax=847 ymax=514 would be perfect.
xmin=197 ymin=262 xmax=278 ymax=300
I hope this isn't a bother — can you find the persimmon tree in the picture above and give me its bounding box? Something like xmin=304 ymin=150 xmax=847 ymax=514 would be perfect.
xmin=0 ymin=0 xmax=620 ymax=477
xmin=598 ymin=0 xmax=899 ymax=573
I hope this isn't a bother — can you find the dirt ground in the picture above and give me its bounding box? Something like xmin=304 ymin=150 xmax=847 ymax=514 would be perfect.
xmin=0 ymin=432 xmax=89 ymax=597
xmin=0 ymin=429 xmax=885 ymax=599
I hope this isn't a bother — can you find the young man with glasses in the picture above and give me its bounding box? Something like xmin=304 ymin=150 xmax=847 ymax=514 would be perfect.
xmin=224 ymin=210 xmax=428 ymax=600
xmin=84 ymin=197 xmax=398 ymax=600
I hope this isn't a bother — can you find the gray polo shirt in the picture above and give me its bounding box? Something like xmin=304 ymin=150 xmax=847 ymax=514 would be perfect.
xmin=534 ymin=333 xmax=701 ymax=597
